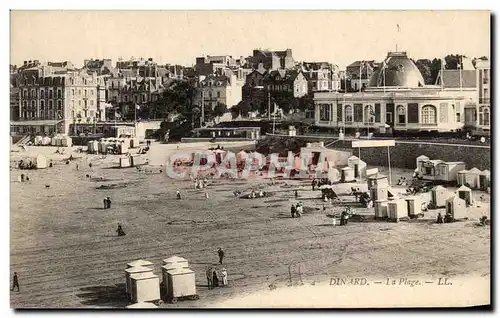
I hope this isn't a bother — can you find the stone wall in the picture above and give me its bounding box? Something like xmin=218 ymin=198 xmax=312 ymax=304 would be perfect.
xmin=261 ymin=136 xmax=491 ymax=170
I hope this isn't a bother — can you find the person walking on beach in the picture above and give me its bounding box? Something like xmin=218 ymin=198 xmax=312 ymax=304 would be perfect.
xmin=295 ymin=190 xmax=298 ymax=199
xmin=221 ymin=268 xmax=228 ymax=287
xmin=106 ymin=197 xmax=112 ymax=209
xmin=11 ymin=272 xmax=19 ymax=292
xmin=176 ymin=190 xmax=182 ymax=200
xmin=103 ymin=198 xmax=108 ymax=209
xmin=206 ymin=267 xmax=214 ymax=289
xmin=217 ymin=247 xmax=224 ymax=264
xmin=89 ymin=162 xmax=93 ymax=169
xmin=291 ymin=204 xmax=296 ymax=218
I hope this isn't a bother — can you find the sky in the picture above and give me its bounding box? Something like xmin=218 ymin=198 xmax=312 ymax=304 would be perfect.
xmin=10 ymin=11 xmax=490 ymax=70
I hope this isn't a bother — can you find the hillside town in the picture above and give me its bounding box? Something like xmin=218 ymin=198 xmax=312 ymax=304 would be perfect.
xmin=10 ymin=11 xmax=491 ymax=309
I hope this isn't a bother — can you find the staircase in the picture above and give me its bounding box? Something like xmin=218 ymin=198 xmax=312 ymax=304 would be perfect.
xmin=14 ymin=135 xmax=30 ymax=146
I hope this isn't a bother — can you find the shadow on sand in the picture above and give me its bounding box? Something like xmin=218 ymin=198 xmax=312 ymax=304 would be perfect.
xmin=76 ymin=283 xmax=129 ymax=307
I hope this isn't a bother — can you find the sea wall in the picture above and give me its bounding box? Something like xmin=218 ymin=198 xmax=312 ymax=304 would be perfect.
xmin=261 ymin=136 xmax=491 ymax=170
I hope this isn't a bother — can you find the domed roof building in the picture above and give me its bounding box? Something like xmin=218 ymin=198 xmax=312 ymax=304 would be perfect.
xmin=313 ymin=51 xmax=481 ymax=133
xmin=368 ymin=52 xmax=425 ymax=88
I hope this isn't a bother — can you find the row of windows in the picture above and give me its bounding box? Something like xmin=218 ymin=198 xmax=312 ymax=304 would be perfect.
xmin=22 ymin=88 xmax=95 ymax=99
xmin=319 ymin=104 xmax=439 ymax=124
xmin=22 ymin=99 xmax=94 ymax=109
xmin=21 ymin=111 xmax=63 ymax=119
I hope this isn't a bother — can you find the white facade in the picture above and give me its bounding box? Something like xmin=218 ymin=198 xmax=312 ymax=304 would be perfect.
xmin=194 ymin=74 xmax=244 ymax=109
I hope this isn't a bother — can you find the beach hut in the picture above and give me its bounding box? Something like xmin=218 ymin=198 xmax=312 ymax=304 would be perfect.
xmin=42 ymin=136 xmax=51 ymax=145
xmin=479 ymin=170 xmax=491 ymax=191
xmin=162 ymin=256 xmax=189 ymax=268
xmin=405 ymin=196 xmax=422 ymax=217
xmin=457 ymin=185 xmax=473 ymax=206
xmin=463 ymin=168 xmax=482 ymax=189
xmin=435 ymin=161 xmax=466 ymax=183
xmin=340 ymin=167 xmax=355 ymax=183
xmin=126 ymin=302 xmax=158 ymax=309
xmin=130 ymin=155 xmax=145 ymax=167
xmin=456 ymin=170 xmax=468 ymax=186
xmin=161 ymin=263 xmax=183 ymax=297
xmin=371 ymin=183 xmax=388 ymax=201
xmin=347 ymin=155 xmax=367 ymax=179
xmin=387 ymin=199 xmax=408 ymax=222
xmin=415 ymin=155 xmax=429 ymax=170
xmin=127 ymin=259 xmax=154 ymax=269
xmin=367 ymin=173 xmax=389 ymax=190
xmin=124 ymin=266 xmax=154 ymax=298
xmin=446 ymin=195 xmax=468 ymax=220
xmin=60 ymin=136 xmax=73 ymax=147
xmin=120 ymin=157 xmax=131 ymax=168
xmin=130 ymin=272 xmax=161 ymax=304
xmin=374 ymin=200 xmax=388 ymax=218
xmin=165 ymin=267 xmax=197 ymax=303
xmin=430 ymin=185 xmax=453 ymax=208
xmin=33 ymin=154 xmax=48 ymax=169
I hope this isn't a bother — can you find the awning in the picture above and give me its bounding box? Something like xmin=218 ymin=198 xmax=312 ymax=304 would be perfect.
xmin=10 ymin=120 xmax=64 ymax=126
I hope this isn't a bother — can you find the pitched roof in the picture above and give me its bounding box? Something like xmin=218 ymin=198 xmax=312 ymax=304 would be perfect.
xmin=457 ymin=185 xmax=471 ymax=192
xmin=438 ymin=70 xmax=476 ymax=88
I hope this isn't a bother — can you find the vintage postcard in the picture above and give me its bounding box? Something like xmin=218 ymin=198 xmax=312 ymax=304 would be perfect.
xmin=9 ymin=10 xmax=491 ymax=309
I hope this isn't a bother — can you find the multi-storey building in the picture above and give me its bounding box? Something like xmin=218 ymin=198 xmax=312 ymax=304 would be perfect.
xmin=345 ymin=60 xmax=378 ymax=91
xmin=475 ymin=59 xmax=490 ymax=129
xmin=301 ymin=62 xmax=341 ymax=92
xmin=248 ymin=49 xmax=295 ymax=71
xmin=116 ymin=57 xmax=159 ymax=77
xmin=83 ymin=59 xmax=115 ymax=76
xmin=12 ymin=69 xmax=99 ymax=135
xmin=194 ymin=72 xmax=244 ymax=110
xmin=314 ymin=51 xmax=479 ymax=133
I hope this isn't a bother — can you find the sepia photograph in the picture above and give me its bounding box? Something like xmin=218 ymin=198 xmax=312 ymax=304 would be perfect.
xmin=9 ymin=9 xmax=491 ymax=309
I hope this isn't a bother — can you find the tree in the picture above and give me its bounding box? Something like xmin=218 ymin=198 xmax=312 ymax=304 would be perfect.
xmin=212 ymin=102 xmax=228 ymax=118
xmin=444 ymin=54 xmax=464 ymax=70
xmin=429 ymin=58 xmax=442 ymax=85
xmin=414 ymin=59 xmax=433 ymax=84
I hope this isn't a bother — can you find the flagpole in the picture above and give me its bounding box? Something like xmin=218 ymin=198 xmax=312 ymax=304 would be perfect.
xmin=441 ymin=58 xmax=444 ymax=91
xmin=459 ymin=56 xmax=462 ymax=92
xmin=359 ymin=61 xmax=362 ymax=92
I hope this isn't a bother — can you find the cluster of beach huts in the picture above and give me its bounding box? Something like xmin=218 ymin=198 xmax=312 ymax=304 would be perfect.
xmin=124 ymin=256 xmax=197 ymax=309
xmin=87 ymin=137 xmax=139 ymax=155
xmin=32 ymin=135 xmax=73 ymax=147
xmin=415 ymin=155 xmax=490 ymax=191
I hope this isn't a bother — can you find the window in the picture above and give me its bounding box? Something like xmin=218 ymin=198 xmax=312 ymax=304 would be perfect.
xmin=125 ymin=95 xmax=129 ymax=102
xmin=31 ymin=89 xmax=35 ymax=98
xmin=364 ymin=105 xmax=375 ymax=123
xmin=72 ymin=89 xmax=75 ymax=96
xmin=31 ymin=100 xmax=36 ymax=108
xmin=217 ymin=91 xmax=221 ymax=98
xmin=319 ymin=104 xmax=331 ymax=121
xmin=40 ymin=90 xmax=45 ymax=98
xmin=84 ymin=100 xmax=88 ymax=108
xmin=456 ymin=113 xmax=461 ymax=123
xmin=23 ymin=101 xmax=27 ymax=108
xmin=79 ymin=100 xmax=81 ymax=106
xmin=48 ymin=100 xmax=53 ymax=109
xmin=142 ymin=95 xmax=146 ymax=102
xmin=421 ymin=105 xmax=437 ymax=124
xmin=345 ymin=105 xmax=353 ymax=122
xmin=57 ymin=100 xmax=62 ymax=109
xmin=397 ymin=106 xmax=406 ymax=123
xmin=40 ymin=100 xmax=45 ymax=109
xmin=40 ymin=111 xmax=44 ymax=119
xmin=91 ymin=90 xmax=94 ymax=95
xmin=90 ymin=100 xmax=94 ymax=106
xmin=479 ymin=107 xmax=490 ymax=126
xmin=57 ymin=89 xmax=62 ymax=98
xmin=386 ymin=112 xmax=392 ymax=123
xmin=49 ymin=90 xmax=53 ymax=98
xmin=84 ymin=89 xmax=87 ymax=96
xmin=78 ymin=89 xmax=81 ymax=95
xmin=23 ymin=90 xmax=27 ymax=98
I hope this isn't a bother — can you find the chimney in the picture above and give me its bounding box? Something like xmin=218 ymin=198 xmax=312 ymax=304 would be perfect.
xmin=23 ymin=61 xmax=27 ymax=66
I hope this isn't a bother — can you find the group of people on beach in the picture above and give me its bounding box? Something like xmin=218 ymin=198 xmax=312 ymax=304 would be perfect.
xmin=291 ymin=202 xmax=304 ymax=218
